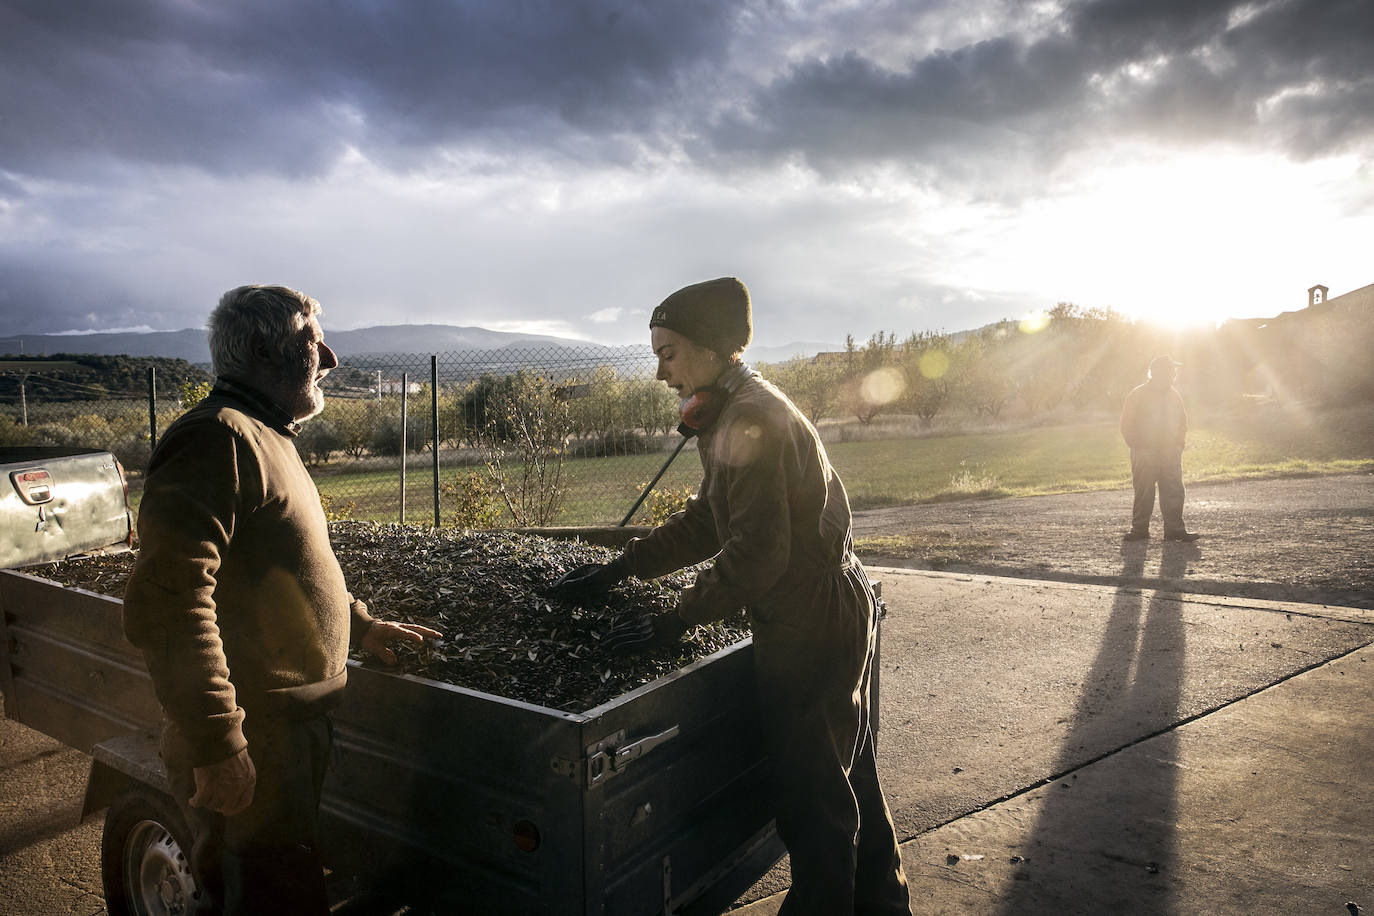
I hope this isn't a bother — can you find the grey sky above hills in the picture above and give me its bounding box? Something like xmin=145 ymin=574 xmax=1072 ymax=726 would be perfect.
xmin=2 ymin=2 xmax=1368 ymax=343
xmin=0 ymin=324 xmax=843 ymax=366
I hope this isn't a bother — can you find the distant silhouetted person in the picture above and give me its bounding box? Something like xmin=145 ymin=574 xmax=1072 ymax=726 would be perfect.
xmin=1120 ymin=356 xmax=1200 ymax=542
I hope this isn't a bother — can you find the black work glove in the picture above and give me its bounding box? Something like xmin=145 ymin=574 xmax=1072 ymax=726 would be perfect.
xmin=547 ymin=556 xmax=630 ymax=604
xmin=601 ymin=611 xmax=689 ymax=655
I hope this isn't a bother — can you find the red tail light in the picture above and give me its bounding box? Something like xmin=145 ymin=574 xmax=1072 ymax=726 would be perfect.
xmin=512 ymin=820 xmax=541 ymax=853
xmin=10 ymin=468 xmax=54 ymax=505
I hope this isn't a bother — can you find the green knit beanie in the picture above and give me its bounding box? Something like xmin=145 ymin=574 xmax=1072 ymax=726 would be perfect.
xmin=649 ymin=277 xmax=753 ymax=357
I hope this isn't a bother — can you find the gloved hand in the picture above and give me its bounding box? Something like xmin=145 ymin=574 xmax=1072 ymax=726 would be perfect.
xmin=601 ymin=611 xmax=689 ymax=655
xmin=547 ymin=557 xmax=629 ymax=604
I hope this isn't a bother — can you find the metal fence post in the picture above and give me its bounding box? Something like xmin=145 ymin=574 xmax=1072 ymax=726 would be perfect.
xmin=431 ymin=354 xmax=440 ymax=528
xmin=147 ymin=367 xmax=157 ymax=450
xmin=399 ymin=372 xmax=408 ymax=525
xmin=295 ymin=344 xmax=667 ymax=526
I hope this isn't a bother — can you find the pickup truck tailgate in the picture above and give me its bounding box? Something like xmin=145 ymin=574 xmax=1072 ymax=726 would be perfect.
xmin=1 ymin=447 xmax=133 ymax=569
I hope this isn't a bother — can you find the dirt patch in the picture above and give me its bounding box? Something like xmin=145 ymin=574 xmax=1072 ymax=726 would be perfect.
xmin=852 ymin=473 xmax=1374 ymax=609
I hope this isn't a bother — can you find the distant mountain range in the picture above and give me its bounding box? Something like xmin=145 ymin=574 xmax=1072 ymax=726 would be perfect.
xmin=1 ymin=324 xmax=842 ymax=365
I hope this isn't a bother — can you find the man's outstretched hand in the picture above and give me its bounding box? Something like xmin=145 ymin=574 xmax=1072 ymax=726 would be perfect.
xmin=190 ymin=747 xmax=257 ymax=816
xmin=360 ymin=620 xmax=443 ymax=665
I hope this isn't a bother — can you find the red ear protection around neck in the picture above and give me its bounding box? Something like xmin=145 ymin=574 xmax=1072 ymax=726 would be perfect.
xmin=678 ymin=386 xmax=726 ymax=435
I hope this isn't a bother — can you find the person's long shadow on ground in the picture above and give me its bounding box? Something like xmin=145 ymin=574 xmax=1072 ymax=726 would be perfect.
xmin=994 ymin=540 xmax=1194 ymax=914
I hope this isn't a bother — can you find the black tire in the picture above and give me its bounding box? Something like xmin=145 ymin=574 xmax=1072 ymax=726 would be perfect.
xmin=101 ymin=785 xmax=210 ymax=916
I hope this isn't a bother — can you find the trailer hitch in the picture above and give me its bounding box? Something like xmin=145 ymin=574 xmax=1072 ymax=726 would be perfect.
xmin=551 ymin=725 xmax=680 ymax=788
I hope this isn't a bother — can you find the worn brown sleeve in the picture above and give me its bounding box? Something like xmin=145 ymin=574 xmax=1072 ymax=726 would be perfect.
xmin=348 ymin=595 xmax=375 ymax=645
xmin=676 ymin=407 xmax=793 ymax=625
xmin=622 ymin=486 xmax=721 ymax=581
xmin=122 ymin=418 xmax=256 ymax=767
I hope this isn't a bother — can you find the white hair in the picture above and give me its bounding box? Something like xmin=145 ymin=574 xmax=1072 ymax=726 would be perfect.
xmin=208 ymin=285 xmax=320 ymax=380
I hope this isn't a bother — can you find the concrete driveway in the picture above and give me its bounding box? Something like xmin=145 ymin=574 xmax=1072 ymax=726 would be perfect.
xmin=734 ymin=567 xmax=1374 ymax=914
xmin=3 ymin=565 xmax=1373 ymax=914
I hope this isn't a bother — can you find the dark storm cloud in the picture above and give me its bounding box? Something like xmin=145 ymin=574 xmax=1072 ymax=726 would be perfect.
xmin=0 ymin=0 xmax=747 ymax=178
xmin=0 ymin=251 xmax=164 ymax=335
xmin=4 ymin=1 xmax=1368 ymax=186
xmin=709 ymin=0 xmax=1374 ymax=179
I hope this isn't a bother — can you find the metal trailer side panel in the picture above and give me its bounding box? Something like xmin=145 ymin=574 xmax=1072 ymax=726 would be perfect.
xmin=0 ymin=563 xmax=835 ymax=915
xmin=576 ymin=639 xmax=779 ymax=916
xmin=322 ymin=663 xmax=590 ymax=914
xmin=0 ymin=569 xmax=160 ymax=752
xmin=319 ymin=639 xmax=786 ymax=916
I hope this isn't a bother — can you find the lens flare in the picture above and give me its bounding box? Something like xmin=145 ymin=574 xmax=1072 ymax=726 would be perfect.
xmin=1019 ymin=311 xmax=1050 ymax=334
xmin=860 ymin=367 xmax=905 ymax=406
xmin=918 ymin=350 xmax=950 ymax=379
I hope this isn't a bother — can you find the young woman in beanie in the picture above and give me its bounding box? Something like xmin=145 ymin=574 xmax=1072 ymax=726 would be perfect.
xmin=552 ymin=277 xmax=912 ymax=915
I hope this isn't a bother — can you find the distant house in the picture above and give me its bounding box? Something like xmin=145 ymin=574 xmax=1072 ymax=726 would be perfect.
xmin=810 ymin=350 xmax=853 ymax=368
xmin=377 ymin=378 xmax=423 ymax=395
xmin=554 ymin=382 xmax=592 ymax=401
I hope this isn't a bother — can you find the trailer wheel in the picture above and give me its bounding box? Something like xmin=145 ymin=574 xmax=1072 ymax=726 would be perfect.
xmin=101 ymin=786 xmax=208 ymax=916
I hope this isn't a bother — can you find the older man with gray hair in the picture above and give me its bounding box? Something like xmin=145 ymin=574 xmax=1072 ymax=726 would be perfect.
xmin=123 ymin=285 xmax=438 ymax=914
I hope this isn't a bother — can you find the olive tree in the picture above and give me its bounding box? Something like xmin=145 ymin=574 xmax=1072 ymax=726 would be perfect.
xmin=481 ymin=371 xmax=571 ymax=526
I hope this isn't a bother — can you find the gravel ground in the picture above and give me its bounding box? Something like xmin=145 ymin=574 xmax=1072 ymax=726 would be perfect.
xmin=852 ymin=472 xmax=1374 ymax=609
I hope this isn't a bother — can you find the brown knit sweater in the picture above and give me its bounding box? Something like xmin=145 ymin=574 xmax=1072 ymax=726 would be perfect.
xmin=123 ymin=383 xmax=373 ymax=767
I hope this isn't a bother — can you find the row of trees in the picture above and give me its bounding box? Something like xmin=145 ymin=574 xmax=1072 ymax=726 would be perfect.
xmin=760 ymin=300 xmax=1374 ymax=429
xmin=0 ymin=354 xmax=210 ymax=403
xmin=294 ymin=368 xmax=681 ymax=468
xmin=5 ymin=298 xmax=1366 ymax=529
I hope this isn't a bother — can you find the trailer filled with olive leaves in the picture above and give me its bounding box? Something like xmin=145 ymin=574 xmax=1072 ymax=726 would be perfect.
xmin=0 ymin=524 xmax=885 ymax=915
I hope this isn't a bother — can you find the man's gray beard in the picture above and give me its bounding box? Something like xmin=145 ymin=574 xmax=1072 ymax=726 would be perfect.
xmin=295 ymin=386 xmax=326 ymax=423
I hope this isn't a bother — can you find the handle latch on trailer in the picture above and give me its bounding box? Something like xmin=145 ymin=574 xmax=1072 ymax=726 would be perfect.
xmin=551 ymin=725 xmax=680 ymax=788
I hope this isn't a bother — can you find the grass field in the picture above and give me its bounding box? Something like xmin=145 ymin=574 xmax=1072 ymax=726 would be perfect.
xmin=314 ymin=449 xmax=704 ymax=526
xmin=302 ymin=401 xmax=1373 ymax=527
xmin=835 ymin=401 xmax=1373 ymax=510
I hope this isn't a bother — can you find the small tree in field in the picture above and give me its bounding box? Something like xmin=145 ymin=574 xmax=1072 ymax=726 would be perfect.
xmin=441 ymin=471 xmax=502 ymax=529
xmin=296 ymin=418 xmax=344 ymax=466
xmin=958 ymin=331 xmax=1017 ymax=418
xmin=620 ymin=375 xmax=680 ymax=437
xmin=179 ymin=379 xmax=212 ymax=409
xmin=837 ymin=332 xmax=901 ymax=424
xmin=763 ymin=356 xmax=843 ymax=424
xmin=481 ymin=371 xmax=571 ymax=526
xmin=898 ymin=332 xmax=955 ymax=427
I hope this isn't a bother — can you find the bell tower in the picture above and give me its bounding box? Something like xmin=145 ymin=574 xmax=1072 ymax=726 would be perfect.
xmin=1308 ymin=284 xmax=1329 ymax=307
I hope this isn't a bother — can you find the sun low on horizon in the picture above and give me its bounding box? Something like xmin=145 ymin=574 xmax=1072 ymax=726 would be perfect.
xmin=954 ymin=144 xmax=1372 ymax=332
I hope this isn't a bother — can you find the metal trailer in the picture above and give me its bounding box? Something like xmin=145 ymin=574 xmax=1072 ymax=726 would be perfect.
xmin=0 ymin=530 xmax=882 ymax=915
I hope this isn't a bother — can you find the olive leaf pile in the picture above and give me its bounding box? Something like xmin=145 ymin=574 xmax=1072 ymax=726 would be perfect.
xmin=26 ymin=522 xmax=751 ymax=711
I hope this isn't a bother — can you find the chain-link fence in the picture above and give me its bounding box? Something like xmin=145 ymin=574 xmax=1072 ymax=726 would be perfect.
xmin=310 ymin=345 xmax=700 ymax=527
xmin=0 ymin=361 xmax=198 ymax=475
xmin=1 ymin=347 xmax=704 ymax=529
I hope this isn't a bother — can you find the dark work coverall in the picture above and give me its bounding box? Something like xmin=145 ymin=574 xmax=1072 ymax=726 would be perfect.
xmin=1120 ymin=377 xmax=1189 ymax=536
xmin=623 ymin=366 xmax=911 ymax=916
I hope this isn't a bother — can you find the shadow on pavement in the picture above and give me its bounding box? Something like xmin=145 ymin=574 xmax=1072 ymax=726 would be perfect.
xmin=994 ymin=542 xmax=1192 ymax=914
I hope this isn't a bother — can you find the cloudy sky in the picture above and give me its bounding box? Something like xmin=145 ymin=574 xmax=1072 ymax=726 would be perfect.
xmin=2 ymin=0 xmax=1371 ymax=348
